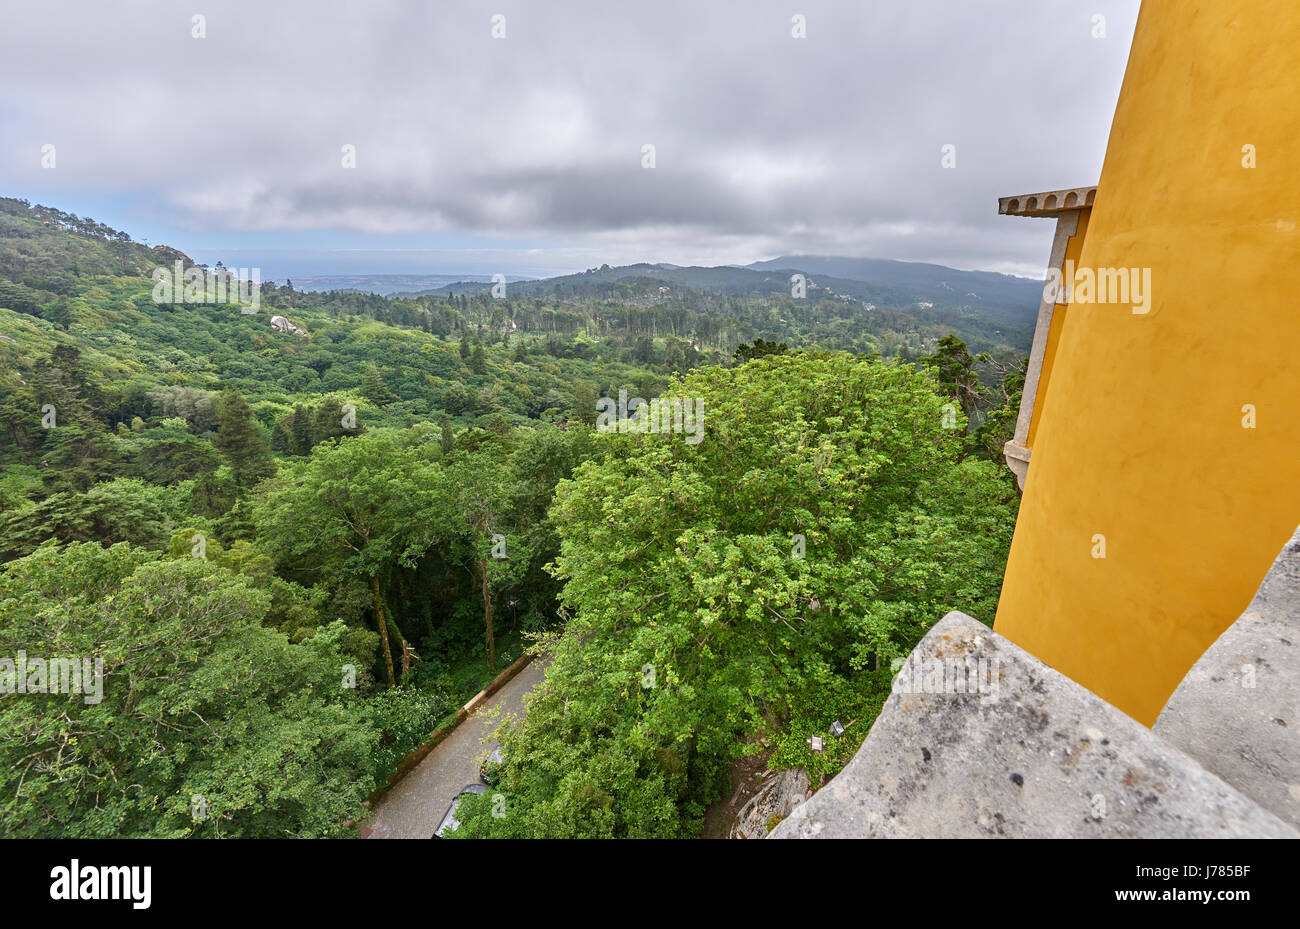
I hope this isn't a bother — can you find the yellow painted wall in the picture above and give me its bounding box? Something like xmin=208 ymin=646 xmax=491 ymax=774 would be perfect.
xmin=994 ymin=0 xmax=1300 ymax=725
xmin=1027 ymin=208 xmax=1090 ymax=449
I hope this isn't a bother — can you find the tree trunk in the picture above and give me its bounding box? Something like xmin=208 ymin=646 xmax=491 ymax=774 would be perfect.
xmin=371 ymin=574 xmax=396 ymax=688
xmin=480 ymin=559 xmax=497 ymax=672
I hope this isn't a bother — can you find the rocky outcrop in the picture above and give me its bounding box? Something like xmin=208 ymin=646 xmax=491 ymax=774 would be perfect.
xmin=730 ymin=768 xmax=810 ymax=839
xmin=152 ymin=244 xmax=193 ymax=267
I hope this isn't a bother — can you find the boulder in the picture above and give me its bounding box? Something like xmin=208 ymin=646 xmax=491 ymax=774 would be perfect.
xmin=269 ymin=315 xmax=307 ymax=337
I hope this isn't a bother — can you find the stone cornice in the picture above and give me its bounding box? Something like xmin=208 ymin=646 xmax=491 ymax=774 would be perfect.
xmin=998 ymin=185 xmax=1097 ymax=217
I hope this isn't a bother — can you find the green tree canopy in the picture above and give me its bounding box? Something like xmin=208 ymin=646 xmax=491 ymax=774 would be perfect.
xmin=0 ymin=542 xmax=446 ymax=837
xmin=252 ymin=433 xmax=448 ymax=686
xmin=456 ymin=352 xmax=1017 ymax=838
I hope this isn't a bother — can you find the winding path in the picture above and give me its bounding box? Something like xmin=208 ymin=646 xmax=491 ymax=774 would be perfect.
xmin=364 ymin=659 xmax=548 ymax=839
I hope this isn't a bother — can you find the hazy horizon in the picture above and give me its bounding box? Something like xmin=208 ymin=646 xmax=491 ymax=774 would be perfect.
xmin=177 ymin=249 xmax=1049 ymax=287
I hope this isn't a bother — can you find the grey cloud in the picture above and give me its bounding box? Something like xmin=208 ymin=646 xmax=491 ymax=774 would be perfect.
xmin=0 ymin=0 xmax=1140 ymax=274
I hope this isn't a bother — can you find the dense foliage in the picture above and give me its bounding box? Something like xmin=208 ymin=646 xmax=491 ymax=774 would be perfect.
xmin=0 ymin=541 xmax=443 ymax=837
xmin=453 ymin=352 xmax=1018 ymax=837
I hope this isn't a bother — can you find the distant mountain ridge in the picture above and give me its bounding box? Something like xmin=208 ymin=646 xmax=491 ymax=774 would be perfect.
xmin=746 ymin=255 xmax=1040 ymax=302
xmin=418 ymin=255 xmax=1043 ymax=347
xmin=292 ymin=273 xmax=537 ymax=295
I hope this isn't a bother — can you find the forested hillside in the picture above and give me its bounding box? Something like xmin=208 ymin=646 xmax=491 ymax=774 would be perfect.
xmin=0 ymin=197 xmax=1022 ymax=837
xmin=421 ymin=259 xmax=1037 ymax=358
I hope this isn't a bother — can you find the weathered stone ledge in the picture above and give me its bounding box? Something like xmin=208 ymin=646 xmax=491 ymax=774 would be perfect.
xmin=1155 ymin=525 xmax=1300 ymax=829
xmin=771 ymin=610 xmax=1297 ymax=838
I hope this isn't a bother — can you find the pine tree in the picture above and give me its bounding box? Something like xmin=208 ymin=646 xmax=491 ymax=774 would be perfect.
xmin=362 ymin=365 xmax=398 ymax=406
xmin=311 ymin=397 xmax=350 ymax=447
xmin=571 ymin=381 xmax=599 ymax=426
xmin=214 ymin=390 xmax=274 ymax=490
xmin=270 ymin=415 xmax=293 ymax=454
xmin=469 ymin=341 xmax=487 ymax=375
xmin=290 ymin=405 xmax=313 ymax=456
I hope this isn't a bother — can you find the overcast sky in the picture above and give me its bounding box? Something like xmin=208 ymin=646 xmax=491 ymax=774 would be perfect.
xmin=0 ymin=0 xmax=1140 ymax=279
